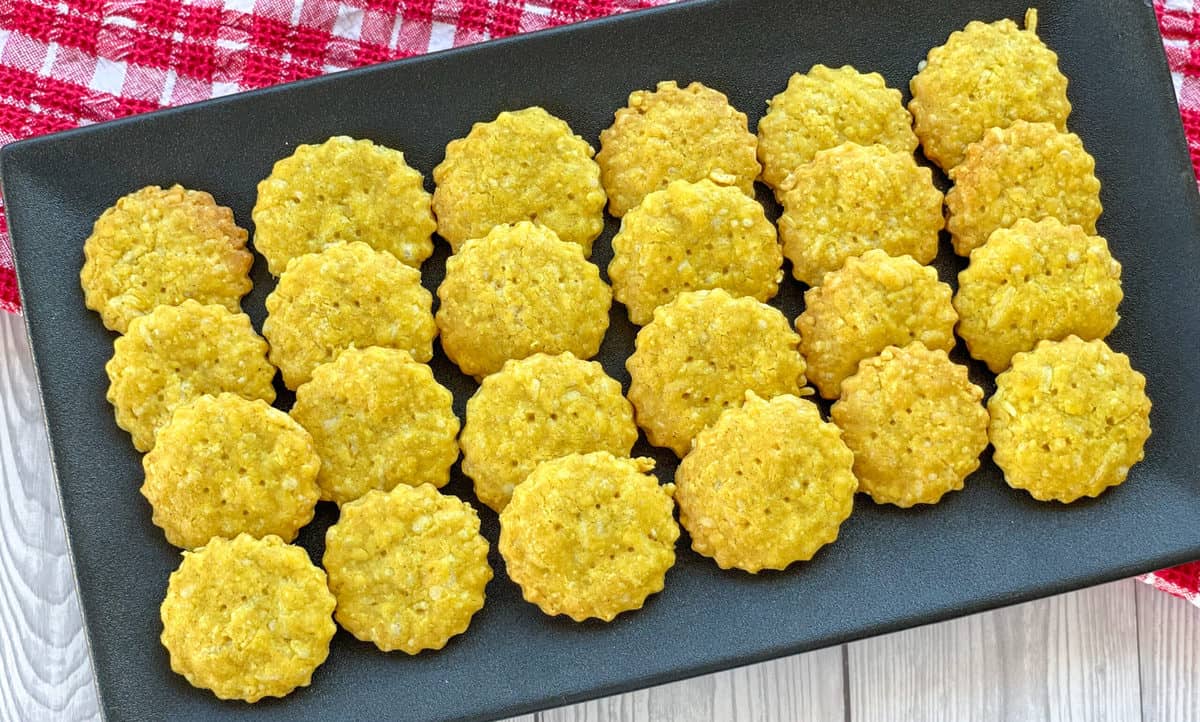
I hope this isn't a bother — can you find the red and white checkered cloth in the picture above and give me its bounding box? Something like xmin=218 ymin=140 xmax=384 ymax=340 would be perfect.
xmin=0 ymin=0 xmax=1197 ymax=606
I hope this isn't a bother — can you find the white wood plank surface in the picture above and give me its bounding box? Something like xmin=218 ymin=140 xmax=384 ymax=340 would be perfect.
xmin=846 ymin=580 xmax=1142 ymax=722
xmin=1136 ymin=581 xmax=1200 ymax=722
xmin=3 ymin=309 xmax=1200 ymax=722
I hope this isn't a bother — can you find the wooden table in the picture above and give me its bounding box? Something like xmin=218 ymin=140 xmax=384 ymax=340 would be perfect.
xmin=2 ymin=311 xmax=1196 ymax=722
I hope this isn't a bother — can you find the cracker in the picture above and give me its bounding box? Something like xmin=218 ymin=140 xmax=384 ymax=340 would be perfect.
xmin=989 ymin=336 xmax=1151 ymax=503
xmin=432 ymin=107 xmax=605 ymax=254
xmin=675 ymin=393 xmax=856 ymax=573
xmin=142 ymin=393 xmax=320 ymax=548
xmin=831 ymin=343 xmax=988 ymax=507
xmin=291 ymin=347 xmax=459 ymax=505
xmin=159 ymin=534 xmax=335 ymax=702
xmin=955 ymin=217 xmax=1123 ymax=372
xmin=323 ymin=484 xmax=491 ymax=653
xmin=106 ymin=300 xmax=276 ymax=451
xmin=945 ymin=120 xmax=1101 ymax=256
xmin=626 ymin=288 xmax=806 ymax=457
xmin=252 ymin=136 xmax=436 ymax=274
xmin=608 ymin=179 xmax=781 ymax=325
xmin=909 ymin=9 xmax=1071 ymax=171
xmin=436 ymin=222 xmax=611 ymax=379
xmin=498 ymin=452 xmax=678 ymax=622
xmin=778 ymin=143 xmax=943 ymax=286
xmin=80 ymin=185 xmax=252 ymax=334
xmin=796 ymin=249 xmax=957 ymax=399
xmin=757 ymin=65 xmax=917 ymax=197
xmin=597 ymin=81 xmax=760 ymax=217
xmin=461 ymin=352 xmax=637 ymax=512
xmin=263 ymin=241 xmax=436 ymax=389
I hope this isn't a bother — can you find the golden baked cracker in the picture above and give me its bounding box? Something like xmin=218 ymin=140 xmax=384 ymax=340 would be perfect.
xmin=461 ymin=352 xmax=637 ymax=512
xmin=626 ymin=288 xmax=806 ymax=457
xmin=291 ymin=347 xmax=459 ymax=506
xmin=832 ymin=343 xmax=987 ymax=507
xmin=597 ymin=81 xmax=760 ymax=217
xmin=323 ymin=484 xmax=491 ymax=653
xmin=499 ymin=452 xmax=678 ymax=622
xmin=432 ymin=107 xmax=605 ymax=254
xmin=436 ymin=222 xmax=611 ymax=379
xmin=106 ymin=300 xmax=276 ymax=452
xmin=955 ymin=217 xmax=1123 ymax=373
xmin=946 ymin=120 xmax=1101 ymax=256
xmin=778 ymin=143 xmax=944 ymax=286
xmin=252 ymin=136 xmax=436 ymax=275
xmin=160 ymin=534 xmax=335 ymax=702
xmin=142 ymin=393 xmax=320 ymax=549
xmin=675 ymin=393 xmax=856 ymax=573
xmin=796 ymin=249 xmax=957 ymax=399
xmin=608 ymin=179 xmax=781 ymax=325
xmin=81 ymin=185 xmax=252 ymax=334
xmin=263 ymin=241 xmax=435 ymax=389
xmin=910 ymin=9 xmax=1071 ymax=171
xmin=757 ymin=65 xmax=917 ymax=197
xmin=989 ymin=336 xmax=1151 ymax=503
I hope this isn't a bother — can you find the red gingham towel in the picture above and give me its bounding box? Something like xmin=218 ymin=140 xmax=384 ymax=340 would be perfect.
xmin=0 ymin=1 xmax=1197 ymax=606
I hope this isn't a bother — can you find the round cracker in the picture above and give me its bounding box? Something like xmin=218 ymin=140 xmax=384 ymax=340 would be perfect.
xmin=461 ymin=352 xmax=637 ymax=512
xmin=675 ymin=393 xmax=856 ymax=573
xmin=626 ymin=288 xmax=807 ymax=457
xmin=160 ymin=534 xmax=335 ymax=702
xmin=832 ymin=343 xmax=988 ymax=507
xmin=609 ymin=179 xmax=781 ymax=325
xmin=597 ymin=81 xmax=760 ymax=217
xmin=106 ymin=300 xmax=276 ymax=452
xmin=432 ymin=107 xmax=605 ymax=254
xmin=263 ymin=241 xmax=436 ymax=389
xmin=323 ymin=484 xmax=491 ymax=654
xmin=796 ymin=249 xmax=957 ymax=399
xmin=142 ymin=393 xmax=320 ymax=548
xmin=291 ymin=347 xmax=459 ymax=506
xmin=499 ymin=452 xmax=678 ymax=622
xmin=81 ymin=185 xmax=252 ymax=334
xmin=989 ymin=336 xmax=1151 ymax=503
xmin=252 ymin=136 xmax=436 ymax=274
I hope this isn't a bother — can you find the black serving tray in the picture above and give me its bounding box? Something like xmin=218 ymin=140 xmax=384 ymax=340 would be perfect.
xmin=3 ymin=1 xmax=1199 ymax=720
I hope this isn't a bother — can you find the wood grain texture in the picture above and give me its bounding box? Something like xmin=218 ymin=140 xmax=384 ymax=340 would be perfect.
xmin=1137 ymin=581 xmax=1200 ymax=722
xmin=846 ymin=580 xmax=1141 ymax=722
xmin=0 ymin=313 xmax=100 ymax=722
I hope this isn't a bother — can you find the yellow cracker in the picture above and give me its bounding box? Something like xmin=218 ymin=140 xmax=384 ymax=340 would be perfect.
xmin=324 ymin=484 xmax=491 ymax=654
xmin=626 ymin=288 xmax=806 ymax=457
xmin=81 ymin=185 xmax=252 ymax=334
xmin=263 ymin=241 xmax=435 ymax=389
xmin=252 ymin=136 xmax=435 ymax=274
xmin=461 ymin=352 xmax=637 ymax=512
xmin=436 ymin=222 xmax=611 ymax=379
xmin=757 ymin=65 xmax=917 ymax=197
xmin=291 ymin=347 xmax=459 ymax=505
xmin=675 ymin=393 xmax=856 ymax=573
xmin=955 ymin=217 xmax=1123 ymax=373
xmin=142 ymin=393 xmax=320 ymax=548
xmin=597 ymin=81 xmax=760 ymax=217
xmin=608 ymin=179 xmax=781 ymax=325
xmin=160 ymin=534 xmax=335 ymax=702
xmin=499 ymin=452 xmax=678 ymax=622
xmin=106 ymin=300 xmax=276 ymax=451
xmin=778 ymin=143 xmax=943 ymax=286
xmin=831 ymin=343 xmax=987 ymax=507
xmin=796 ymin=249 xmax=957 ymax=399
xmin=910 ymin=9 xmax=1071 ymax=171
xmin=989 ymin=336 xmax=1151 ymax=503
xmin=432 ymin=107 xmax=605 ymax=254
xmin=945 ymin=120 xmax=1101 ymax=256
